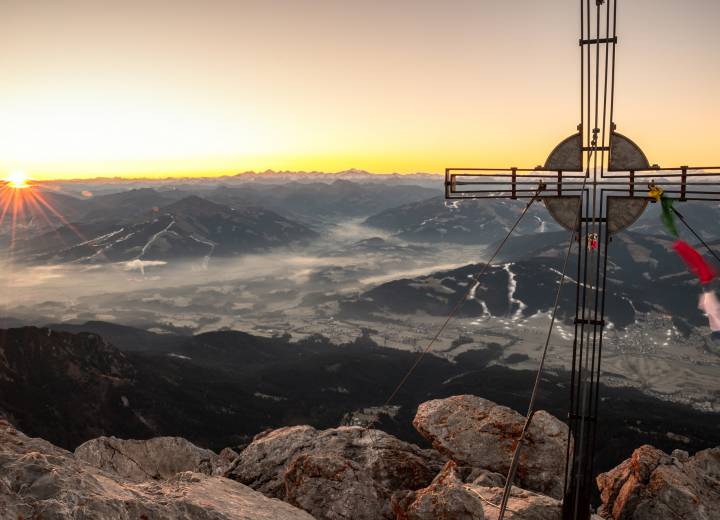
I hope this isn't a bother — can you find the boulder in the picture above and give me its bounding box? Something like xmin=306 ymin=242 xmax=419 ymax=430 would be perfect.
xmin=226 ymin=424 xmax=444 ymax=520
xmin=75 ymin=435 xmax=222 ymax=482
xmin=393 ymin=461 xmax=562 ymax=520
xmin=0 ymin=420 xmax=314 ymax=520
xmin=596 ymin=444 xmax=720 ymax=519
xmin=413 ymin=395 xmax=568 ymax=499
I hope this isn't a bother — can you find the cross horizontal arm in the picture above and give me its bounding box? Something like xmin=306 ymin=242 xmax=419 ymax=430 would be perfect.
xmin=446 ymin=166 xmax=720 ymax=202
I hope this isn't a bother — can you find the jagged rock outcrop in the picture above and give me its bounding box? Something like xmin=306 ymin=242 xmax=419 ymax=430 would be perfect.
xmin=0 ymin=420 xmax=314 ymax=520
xmin=413 ymin=395 xmax=569 ymax=499
xmin=596 ymin=444 xmax=720 ymax=519
xmin=226 ymin=424 xmax=444 ymax=520
xmin=393 ymin=461 xmax=562 ymax=520
xmin=75 ymin=435 xmax=227 ymax=481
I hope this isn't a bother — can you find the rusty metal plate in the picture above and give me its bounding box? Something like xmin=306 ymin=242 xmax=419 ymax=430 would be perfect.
xmin=544 ymin=133 xmax=582 ymax=171
xmin=543 ymin=196 xmax=582 ymax=231
xmin=608 ymin=132 xmax=650 ymax=171
xmin=606 ymin=196 xmax=648 ymax=235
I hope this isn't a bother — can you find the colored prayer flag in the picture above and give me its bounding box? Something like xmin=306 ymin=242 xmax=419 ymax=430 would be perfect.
xmin=673 ymin=239 xmax=717 ymax=285
xmin=699 ymin=291 xmax=720 ymax=332
xmin=660 ymin=196 xmax=678 ymax=237
xmin=588 ymin=233 xmax=598 ymax=250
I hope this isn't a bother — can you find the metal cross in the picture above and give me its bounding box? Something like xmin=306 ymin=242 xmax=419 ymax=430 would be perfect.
xmin=444 ymin=2 xmax=720 ymax=519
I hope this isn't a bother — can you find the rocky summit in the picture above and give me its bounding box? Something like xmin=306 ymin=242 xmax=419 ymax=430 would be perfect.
xmin=0 ymin=394 xmax=717 ymax=519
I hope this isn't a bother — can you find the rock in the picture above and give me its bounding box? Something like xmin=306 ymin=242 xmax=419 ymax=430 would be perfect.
xmin=413 ymin=395 xmax=569 ymax=499
xmin=671 ymin=448 xmax=689 ymax=463
xmin=597 ymin=444 xmax=720 ymax=520
xmin=0 ymin=420 xmax=315 ymax=520
xmin=285 ymin=453 xmax=386 ymax=519
xmin=472 ymin=487 xmax=561 ymax=520
xmin=392 ymin=461 xmax=485 ymax=520
xmin=470 ymin=468 xmax=507 ymax=488
xmin=75 ymin=435 xmax=221 ymax=482
xmin=394 ymin=461 xmax=562 ymax=520
xmin=227 ymin=424 xmax=444 ymax=520
xmin=215 ymin=446 xmax=241 ymax=476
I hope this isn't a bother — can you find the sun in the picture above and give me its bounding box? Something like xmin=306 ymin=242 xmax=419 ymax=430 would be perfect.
xmin=5 ymin=171 xmax=30 ymax=189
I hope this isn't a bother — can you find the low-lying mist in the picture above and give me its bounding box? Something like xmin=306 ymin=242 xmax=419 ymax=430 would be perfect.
xmin=0 ymin=219 xmax=489 ymax=337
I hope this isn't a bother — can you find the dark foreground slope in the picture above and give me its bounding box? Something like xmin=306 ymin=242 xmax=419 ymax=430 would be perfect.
xmin=0 ymin=325 xmax=718 ymax=481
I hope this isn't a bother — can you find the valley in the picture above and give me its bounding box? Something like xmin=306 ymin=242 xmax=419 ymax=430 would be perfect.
xmin=2 ymin=174 xmax=720 ymax=465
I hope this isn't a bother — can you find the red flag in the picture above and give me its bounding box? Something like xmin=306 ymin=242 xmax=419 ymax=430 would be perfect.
xmin=673 ymin=240 xmax=717 ymax=284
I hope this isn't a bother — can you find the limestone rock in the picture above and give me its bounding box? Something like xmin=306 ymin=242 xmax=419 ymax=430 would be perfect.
xmin=285 ymin=453 xmax=386 ymax=519
xmin=413 ymin=395 xmax=569 ymax=499
xmin=596 ymin=444 xmax=720 ymax=519
xmin=394 ymin=461 xmax=561 ymax=520
xmin=226 ymin=424 xmax=444 ymax=520
xmin=75 ymin=435 xmax=221 ymax=482
xmin=392 ymin=461 xmax=485 ymax=520
xmin=0 ymin=420 xmax=314 ymax=520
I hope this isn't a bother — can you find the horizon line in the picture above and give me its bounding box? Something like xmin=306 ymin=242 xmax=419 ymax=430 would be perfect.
xmin=30 ymin=168 xmax=446 ymax=183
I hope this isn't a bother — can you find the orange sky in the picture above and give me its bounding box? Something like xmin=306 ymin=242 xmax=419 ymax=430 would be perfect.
xmin=1 ymin=0 xmax=719 ymax=180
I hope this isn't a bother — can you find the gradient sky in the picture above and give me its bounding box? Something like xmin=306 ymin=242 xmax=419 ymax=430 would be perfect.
xmin=1 ymin=0 xmax=719 ymax=180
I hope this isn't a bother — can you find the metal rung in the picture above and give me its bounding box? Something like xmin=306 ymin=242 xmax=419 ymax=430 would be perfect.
xmin=579 ymin=37 xmax=618 ymax=45
xmin=580 ymin=217 xmax=607 ymax=223
xmin=581 ymin=146 xmax=610 ymax=152
xmin=574 ymin=318 xmax=605 ymax=326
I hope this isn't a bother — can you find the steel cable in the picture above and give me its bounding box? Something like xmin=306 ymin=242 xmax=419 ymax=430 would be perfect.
xmin=672 ymin=207 xmax=720 ymax=265
xmin=381 ymin=189 xmax=543 ymax=409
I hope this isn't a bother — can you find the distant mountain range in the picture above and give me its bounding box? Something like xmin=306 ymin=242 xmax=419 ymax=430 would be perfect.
xmin=202 ymin=180 xmax=437 ymax=224
xmin=9 ymin=179 xmax=443 ymax=262
xmin=17 ymin=194 xmax=318 ymax=264
xmin=363 ymin=196 xmax=720 ymax=245
xmin=46 ymin=170 xmax=443 ymax=195
xmin=48 ymin=180 xmax=438 ymax=225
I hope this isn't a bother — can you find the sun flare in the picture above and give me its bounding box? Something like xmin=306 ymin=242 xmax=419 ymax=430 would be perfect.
xmin=6 ymin=171 xmax=30 ymax=189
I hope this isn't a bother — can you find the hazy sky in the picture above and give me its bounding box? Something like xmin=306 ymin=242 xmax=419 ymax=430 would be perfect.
xmin=1 ymin=0 xmax=719 ymax=179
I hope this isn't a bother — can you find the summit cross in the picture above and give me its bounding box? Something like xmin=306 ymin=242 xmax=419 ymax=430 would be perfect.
xmin=444 ymin=2 xmax=720 ymax=519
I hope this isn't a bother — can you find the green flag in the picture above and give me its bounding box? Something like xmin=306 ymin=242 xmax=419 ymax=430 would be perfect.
xmin=660 ymin=195 xmax=678 ymax=237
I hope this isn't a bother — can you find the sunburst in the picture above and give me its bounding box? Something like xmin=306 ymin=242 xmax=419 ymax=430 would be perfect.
xmin=0 ymin=172 xmax=90 ymax=261
xmin=5 ymin=171 xmax=30 ymax=189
